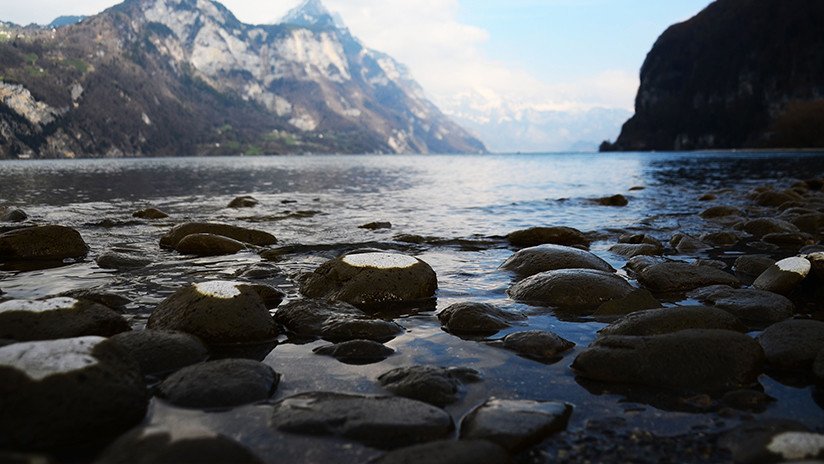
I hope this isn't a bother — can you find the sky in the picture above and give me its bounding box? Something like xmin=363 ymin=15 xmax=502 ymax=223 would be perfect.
xmin=1 ymin=0 xmax=713 ymax=114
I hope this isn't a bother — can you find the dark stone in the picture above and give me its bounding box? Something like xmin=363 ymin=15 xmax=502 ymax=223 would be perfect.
xmin=275 ymin=299 xmax=403 ymax=343
xmin=791 ymin=213 xmax=824 ymax=235
xmin=176 ymin=233 xmax=247 ymax=256
xmin=734 ymin=255 xmax=776 ymax=278
xmin=437 ymin=302 xmax=525 ymax=335
xmin=753 ymin=257 xmax=811 ymax=295
xmin=670 ymin=234 xmax=711 ymax=253
xmin=594 ymin=288 xmax=662 ymax=317
xmin=814 ymin=348 xmax=824 ymax=383
xmin=700 ymin=206 xmax=743 ymax=219
xmin=0 ymin=336 xmax=148 ymax=451
xmin=698 ymin=193 xmax=716 ymax=201
xmin=313 ymin=339 xmax=394 ymax=365
xmin=508 ymin=269 xmax=634 ymax=309
xmin=227 ymin=195 xmax=259 ymax=208
xmin=721 ymin=389 xmax=774 ymax=412
xmin=502 ymin=244 xmax=613 ymax=278
xmin=359 ymin=221 xmax=392 ymax=230
xmin=0 ymin=297 xmax=130 ymax=341
xmin=700 ymin=231 xmax=742 ymax=247
xmin=96 ymin=251 xmax=152 ymax=270
xmin=689 ymin=285 xmax=794 ymax=325
xmin=608 ymin=243 xmax=663 ymax=258
xmin=492 ymin=330 xmax=575 ymax=362
xmin=757 ymin=319 xmax=824 ymax=371
xmin=242 ymin=283 xmax=284 ymax=308
xmin=741 ymin=218 xmax=800 ymax=238
xmin=235 ymin=263 xmax=281 ymax=279
xmin=637 ymin=262 xmax=739 ymax=293
xmin=0 ymin=206 xmax=27 ymax=222
xmin=506 ymin=226 xmax=590 ymax=249
xmin=158 ymin=359 xmax=279 ymax=408
xmin=110 ymin=330 xmax=209 ymax=376
xmin=598 ymin=306 xmax=746 ymax=337
xmin=378 ymin=365 xmax=481 ymax=406
xmin=320 ymin=317 xmax=405 ymax=343
xmin=460 ymin=398 xmax=572 ymax=452
xmin=270 ymin=392 xmax=453 ymax=449
xmin=132 ymin=207 xmax=169 ymax=219
xmin=375 ymin=440 xmax=510 ymax=464
xmin=625 ymin=255 xmax=665 ymax=274
xmin=719 ymin=420 xmax=821 ymax=464
xmin=754 ymin=191 xmax=802 ymax=208
xmin=57 ymin=288 xmax=131 ymax=310
xmin=618 ymin=233 xmax=660 ymax=245
xmin=0 ymin=225 xmax=89 ymax=261
xmin=159 ymin=222 xmax=277 ymax=249
xmin=574 ymin=329 xmax=764 ymax=392
xmin=762 ymin=232 xmax=814 ymax=247
xmin=594 ymin=194 xmax=628 ymax=207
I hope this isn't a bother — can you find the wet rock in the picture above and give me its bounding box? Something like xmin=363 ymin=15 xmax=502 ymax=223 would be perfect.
xmin=491 ymin=330 xmax=575 ymax=362
xmin=700 ymin=205 xmax=743 ymax=219
xmin=810 ymin=252 xmax=824 ymax=282
xmin=741 ymin=218 xmax=800 ymax=238
xmin=734 ymin=255 xmax=776 ymax=278
xmin=508 ymin=269 xmax=634 ymax=309
xmin=670 ymin=234 xmax=711 ymax=254
xmin=698 ymin=193 xmax=717 ymax=201
xmin=0 ymin=206 xmax=27 ymax=222
xmin=0 ymin=225 xmax=89 ymax=261
xmin=593 ymin=288 xmax=662 ymax=316
xmin=695 ymin=258 xmax=728 ymax=270
xmin=243 ymin=283 xmax=285 ymax=309
xmin=359 ymin=221 xmax=392 ymax=230
xmin=58 ymin=288 xmax=131 ymax=310
xmin=313 ymin=340 xmax=394 ymax=365
xmin=378 ymin=365 xmax=481 ymax=407
xmin=689 ymin=286 xmax=794 ymax=325
xmin=814 ymin=349 xmax=824 ymax=383
xmin=175 ymin=233 xmax=247 ymax=257
xmin=501 ymin=244 xmax=614 ymax=278
xmin=506 ymin=226 xmax=590 ymax=249
xmin=394 ymin=234 xmax=427 ymax=244
xmin=618 ymin=233 xmax=660 ymax=245
xmin=132 ymin=207 xmax=169 ymax=219
xmin=236 ymin=263 xmax=281 ymax=279
xmin=637 ymin=262 xmax=739 ymax=293
xmin=791 ymin=213 xmax=824 ymax=235
xmin=0 ymin=336 xmax=148 ymax=451
xmin=275 ymin=299 xmax=403 ymax=343
xmin=755 ymin=190 xmax=802 ymax=207
xmin=757 ymin=319 xmax=824 ymax=371
xmin=595 ymin=194 xmax=629 ymax=207
xmin=0 ymin=297 xmax=130 ymax=341
xmin=300 ymin=252 xmax=437 ymax=308
xmin=701 ymin=231 xmax=743 ymax=247
xmin=147 ymin=281 xmax=279 ymax=345
xmin=608 ymin=243 xmax=663 ymax=258
xmin=270 ymin=392 xmax=453 ymax=449
xmin=762 ymin=232 xmax=814 ymax=247
xmin=598 ymin=305 xmax=746 ymax=336
xmin=96 ymin=250 xmax=153 ymax=270
xmin=720 ymin=420 xmax=822 ymax=464
xmin=110 ymin=330 xmax=209 ymax=376
xmin=158 ymin=359 xmax=279 ymax=408
xmin=752 ymin=256 xmax=811 ymax=295
xmin=437 ymin=302 xmax=526 ymax=335
xmin=321 ymin=317 xmax=405 ymax=343
xmin=460 ymin=399 xmax=572 ymax=452
xmin=159 ymin=222 xmax=277 ymax=249
xmin=95 ymin=425 xmax=264 ymax=464
xmin=375 ymin=439 xmax=510 ymax=464
xmin=227 ymin=195 xmax=259 ymax=208
xmin=720 ymin=389 xmax=774 ymax=412
xmin=573 ymin=329 xmax=764 ymax=392
xmin=625 ymin=255 xmax=665 ymax=274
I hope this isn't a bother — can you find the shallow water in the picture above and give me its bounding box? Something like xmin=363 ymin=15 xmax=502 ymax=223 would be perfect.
xmin=1 ymin=152 xmax=823 ymax=461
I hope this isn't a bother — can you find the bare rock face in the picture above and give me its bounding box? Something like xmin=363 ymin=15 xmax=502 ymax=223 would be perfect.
xmin=159 ymin=223 xmax=277 ymax=249
xmin=0 ymin=225 xmax=89 ymax=261
xmin=0 ymin=297 xmax=130 ymax=341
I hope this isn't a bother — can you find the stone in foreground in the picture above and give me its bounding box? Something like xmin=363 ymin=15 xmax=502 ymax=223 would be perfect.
xmin=270 ymin=392 xmax=453 ymax=449
xmin=460 ymin=398 xmax=572 ymax=452
xmin=637 ymin=262 xmax=739 ymax=293
xmin=378 ymin=365 xmax=482 ymax=406
xmin=375 ymin=440 xmax=510 ymax=464
xmin=506 ymin=226 xmax=590 ymax=249
xmin=300 ymin=252 xmax=437 ymax=308
xmin=752 ymin=257 xmax=811 ymax=295
xmin=110 ymin=330 xmax=209 ymax=376
xmin=598 ymin=306 xmax=746 ymax=337
xmin=501 ymin=244 xmax=614 ymax=278
xmin=689 ymin=285 xmax=794 ymax=325
xmin=159 ymin=222 xmax=277 ymax=249
xmin=0 ymin=297 xmax=130 ymax=341
xmin=275 ymin=299 xmax=403 ymax=343
xmin=573 ymin=329 xmax=764 ymax=392
xmin=0 ymin=225 xmax=89 ymax=261
xmin=757 ymin=319 xmax=824 ymax=371
xmin=508 ymin=269 xmax=634 ymax=309
xmin=437 ymin=302 xmax=526 ymax=335
xmin=158 ymin=359 xmax=279 ymax=408
xmin=0 ymin=336 xmax=148 ymax=451
xmin=313 ymin=339 xmax=394 ymax=365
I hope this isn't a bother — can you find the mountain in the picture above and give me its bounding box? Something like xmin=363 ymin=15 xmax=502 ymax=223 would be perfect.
xmin=602 ymin=0 xmax=824 ymax=152
xmin=0 ymin=0 xmax=485 ymax=159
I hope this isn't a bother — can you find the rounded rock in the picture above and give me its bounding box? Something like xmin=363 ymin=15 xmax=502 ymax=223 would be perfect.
xmin=501 ymin=244 xmax=614 ymax=278
xmin=378 ymin=365 xmax=481 ymax=407
xmin=689 ymin=286 xmax=794 ymax=325
xmin=637 ymin=262 xmax=740 ymax=293
xmin=110 ymin=330 xmax=209 ymax=376
xmin=176 ymin=233 xmax=246 ymax=257
xmin=595 ymin=194 xmax=628 ymax=207
xmin=96 ymin=251 xmax=152 ymax=270
xmin=437 ymin=302 xmax=526 ymax=335
xmin=741 ymin=218 xmax=800 ymax=238
xmin=313 ymin=339 xmax=394 ymax=365
xmin=0 ymin=297 xmax=130 ymax=341
xmin=598 ymin=306 xmax=746 ymax=337
xmin=159 ymin=222 xmax=277 ymax=249
xmin=700 ymin=206 xmax=743 ymax=219
xmin=460 ymin=399 xmax=572 ymax=452
xmin=753 ymin=257 xmax=811 ymax=295
xmin=497 ymin=330 xmax=575 ymax=361
xmin=508 ymin=269 xmax=634 ymax=309
xmin=0 ymin=225 xmax=89 ymax=261
xmin=132 ymin=207 xmax=169 ymax=219
xmin=227 ymin=195 xmax=259 ymax=208
xmin=158 ymin=359 xmax=279 ymax=408
xmin=608 ymin=243 xmax=663 ymax=258
xmin=0 ymin=206 xmax=27 ymax=222
xmin=506 ymin=226 xmax=590 ymax=249
xmin=757 ymin=319 xmax=824 ymax=371
xmin=734 ymin=255 xmax=776 ymax=278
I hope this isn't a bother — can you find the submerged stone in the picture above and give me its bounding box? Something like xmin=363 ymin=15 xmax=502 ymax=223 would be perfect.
xmin=598 ymin=306 xmax=746 ymax=337
xmin=96 ymin=250 xmax=153 ymax=270
xmin=157 ymin=359 xmax=279 ymax=409
xmin=227 ymin=195 xmax=259 ymax=208
xmin=0 ymin=225 xmax=89 ymax=261
xmin=492 ymin=330 xmax=575 ymax=362
xmin=378 ymin=365 xmax=481 ymax=407
xmin=720 ymin=420 xmax=822 ymax=464
xmin=593 ymin=288 xmax=662 ymax=317
xmin=460 ymin=399 xmax=572 ymax=452
xmin=508 ymin=269 xmax=634 ymax=309
xmin=175 ymin=233 xmax=247 ymax=256
xmin=437 ymin=302 xmax=525 ymax=335
xmin=0 ymin=297 xmax=130 ymax=341
xmin=159 ymin=222 xmax=277 ymax=249
xmin=501 ymin=244 xmax=614 ymax=278
xmin=275 ymin=299 xmax=403 ymax=343
xmin=359 ymin=221 xmax=392 ymax=230
xmin=132 ymin=207 xmax=169 ymax=219
xmin=506 ymin=226 xmax=590 ymax=248
xmin=313 ymin=339 xmax=395 ymax=365
xmin=594 ymin=194 xmax=628 ymax=207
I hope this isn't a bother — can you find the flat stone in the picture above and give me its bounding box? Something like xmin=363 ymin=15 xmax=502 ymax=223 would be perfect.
xmin=460 ymin=398 xmax=572 ymax=452
xmin=359 ymin=221 xmax=392 ymax=230
xmin=637 ymin=262 xmax=739 ymax=293
xmin=492 ymin=330 xmax=575 ymax=362
xmin=757 ymin=319 xmax=824 ymax=371
xmin=791 ymin=213 xmax=824 ymax=234
xmin=176 ymin=233 xmax=247 ymax=256
xmin=506 ymin=226 xmax=590 ymax=248
xmin=609 ymin=243 xmax=663 ymax=258
xmin=753 ymin=256 xmax=811 ymax=295
xmin=228 ymin=195 xmax=259 ymax=208
xmin=0 ymin=225 xmax=89 ymax=261
xmin=508 ymin=269 xmax=634 ymax=309
xmin=132 ymin=207 xmax=169 ymax=219
xmin=573 ymin=329 xmax=764 ymax=392
xmin=593 ymin=288 xmax=662 ymax=317
xmin=313 ymin=340 xmax=394 ymax=365
xmin=598 ymin=306 xmax=746 ymax=336
xmin=96 ymin=251 xmax=153 ymax=270
xmin=158 ymin=359 xmax=279 ymax=409
xmin=159 ymin=222 xmax=277 ymax=249
xmin=437 ymin=302 xmax=526 ymax=335
xmin=375 ymin=440 xmax=510 ymax=464
xmin=0 ymin=206 xmax=27 ymax=222
xmin=689 ymin=286 xmax=794 ymax=325
xmin=110 ymin=330 xmax=209 ymax=376
xmin=275 ymin=299 xmax=403 ymax=343
xmin=734 ymin=255 xmax=776 ymax=278
xmin=270 ymin=392 xmax=453 ymax=449
xmin=0 ymin=336 xmax=148 ymax=451
xmin=741 ymin=218 xmax=800 ymax=238
xmin=0 ymin=297 xmax=130 ymax=341
xmin=502 ymin=244 xmax=613 ymax=278
xmin=378 ymin=366 xmax=481 ymax=406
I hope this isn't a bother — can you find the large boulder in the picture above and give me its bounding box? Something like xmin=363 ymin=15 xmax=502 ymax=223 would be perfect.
xmin=757 ymin=319 xmax=824 ymax=371
xmin=0 ymin=297 xmax=130 ymax=341
xmin=689 ymin=286 xmax=794 ymax=325
xmin=0 ymin=225 xmax=89 ymax=261
xmin=110 ymin=330 xmax=209 ymax=376
xmin=274 ymin=299 xmax=403 ymax=343
xmin=437 ymin=302 xmax=526 ymax=335
xmin=159 ymin=222 xmax=277 ymax=249
xmin=377 ymin=365 xmax=481 ymax=406
xmin=460 ymin=399 xmax=572 ymax=452
xmin=637 ymin=262 xmax=739 ymax=293
xmin=300 ymin=252 xmax=437 ymax=308
xmin=573 ymin=329 xmax=764 ymax=392
xmin=508 ymin=269 xmax=634 ymax=309
xmin=506 ymin=226 xmax=590 ymax=249
xmin=157 ymin=359 xmax=280 ymax=408
xmin=501 ymin=244 xmax=613 ymax=278
xmin=752 ymin=257 xmax=811 ymax=295
xmin=147 ymin=281 xmax=279 ymax=345
xmin=598 ymin=306 xmax=746 ymax=337
xmin=0 ymin=336 xmax=148 ymax=451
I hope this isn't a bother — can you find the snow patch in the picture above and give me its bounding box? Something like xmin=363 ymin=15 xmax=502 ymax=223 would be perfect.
xmin=0 ymin=336 xmax=103 ymax=381
xmin=195 ymin=281 xmax=241 ymax=299
xmin=343 ymin=253 xmax=418 ymax=269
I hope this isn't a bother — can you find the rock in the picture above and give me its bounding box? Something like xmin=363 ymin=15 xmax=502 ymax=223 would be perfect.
xmin=757 ymin=319 xmax=824 ymax=371
xmin=734 ymin=255 xmax=776 ymax=278
xmin=701 ymin=231 xmax=742 ymax=247
xmin=593 ymin=288 xmax=662 ymax=317
xmin=227 ymin=195 xmax=259 ymax=208
xmin=378 ymin=366 xmax=481 ymax=407
xmin=791 ymin=213 xmax=824 ymax=235
xmin=608 ymin=243 xmax=663 ymax=258
xmin=275 ymin=299 xmax=403 ymax=343
xmin=501 ymin=244 xmax=614 ymax=278
xmin=0 ymin=206 xmax=27 ymax=222
xmin=57 ymin=288 xmax=131 ymax=310
xmin=175 ymin=233 xmax=247 ymax=256
xmin=811 ymin=252 xmax=824 ymax=282
xmin=375 ymin=439 xmax=510 ymax=464
xmin=573 ymin=329 xmax=764 ymax=392
xmin=437 ymin=302 xmax=525 ymax=335
xmin=492 ymin=330 xmax=575 ymax=362
xmin=158 ymin=359 xmax=279 ymax=408
xmin=618 ymin=233 xmax=660 ymax=245
xmin=700 ymin=206 xmax=743 ymax=219
xmin=110 ymin=330 xmax=209 ymax=376
xmin=159 ymin=222 xmax=277 ymax=249
xmin=670 ymin=234 xmax=711 ymax=254
xmin=753 ymin=256 xmax=811 ymax=295
xmin=95 ymin=425 xmax=264 ymax=464
xmin=689 ymin=286 xmax=794 ymax=325
xmin=320 ymin=317 xmax=406 ymax=343
xmin=506 ymin=226 xmax=590 ymax=249
xmin=814 ymin=349 xmax=824 ymax=382
xmin=132 ymin=207 xmax=169 ymax=219
xmin=594 ymin=194 xmax=628 ymax=207
xmin=359 ymin=221 xmax=392 ymax=230
xmin=0 ymin=336 xmax=148 ymax=451
xmin=313 ymin=339 xmax=394 ymax=365
xmin=637 ymin=262 xmax=739 ymax=293
xmin=460 ymin=398 xmax=572 ymax=452
xmin=0 ymin=297 xmax=130 ymax=341
xmin=598 ymin=306 xmax=746 ymax=336
xmin=741 ymin=218 xmax=800 ymax=238
xmin=96 ymin=250 xmax=153 ymax=270
xmin=755 ymin=190 xmax=801 ymax=207
xmin=235 ymin=263 xmax=281 ymax=279
xmin=508 ymin=269 xmax=634 ymax=309
xmin=762 ymin=232 xmax=814 ymax=247
xmin=243 ymin=283 xmax=285 ymax=308
xmin=300 ymin=252 xmax=437 ymax=308
xmin=720 ymin=420 xmax=822 ymax=464
xmin=720 ymin=389 xmax=774 ymax=412
xmin=270 ymin=392 xmax=453 ymax=449
xmin=147 ymin=281 xmax=279 ymax=345
xmin=625 ymin=255 xmax=665 ymax=274
xmin=0 ymin=225 xmax=89 ymax=261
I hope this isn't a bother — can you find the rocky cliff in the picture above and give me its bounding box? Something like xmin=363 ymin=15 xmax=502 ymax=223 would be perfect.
xmin=603 ymin=0 xmax=824 ymax=152
xmin=0 ymin=0 xmax=486 ymax=158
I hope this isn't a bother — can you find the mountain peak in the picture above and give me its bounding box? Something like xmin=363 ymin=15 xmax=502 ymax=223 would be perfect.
xmin=281 ymin=0 xmax=344 ymax=29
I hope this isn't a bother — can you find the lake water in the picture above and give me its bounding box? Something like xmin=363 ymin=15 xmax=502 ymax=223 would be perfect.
xmin=1 ymin=152 xmax=823 ymax=461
